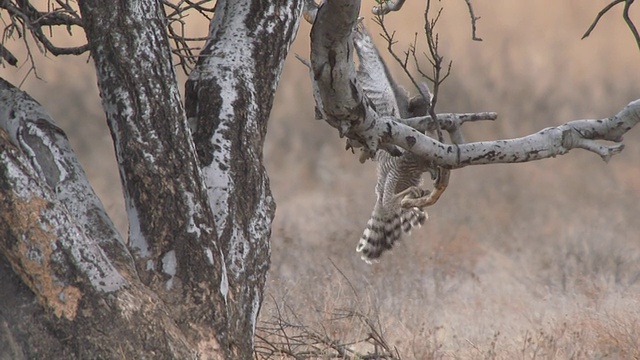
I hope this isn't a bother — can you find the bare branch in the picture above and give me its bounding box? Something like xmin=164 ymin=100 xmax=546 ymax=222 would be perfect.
xmin=0 ymin=43 xmax=17 ymax=66
xmin=0 ymin=129 xmax=126 ymax=316
xmin=583 ymin=0 xmax=640 ymax=51
xmin=162 ymin=0 xmax=216 ymax=74
xmin=0 ymin=78 xmax=135 ymax=268
xmin=582 ymin=0 xmax=625 ymax=39
xmin=162 ymin=0 xmax=215 ymax=19
xmin=0 ymin=0 xmax=88 ymax=56
xmin=309 ymin=0 xmax=640 ymax=173
xmin=0 ymin=0 xmax=217 ymax=76
xmin=463 ymin=0 xmax=483 ymax=41
xmin=622 ymin=0 xmax=640 ymax=50
xmin=255 ymin=297 xmax=402 ymax=359
xmin=583 ymin=0 xmax=625 ymax=39
xmin=376 ymin=101 xmax=639 ymax=167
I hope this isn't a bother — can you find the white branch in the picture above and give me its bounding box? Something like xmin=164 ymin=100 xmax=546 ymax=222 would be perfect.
xmin=401 ymin=112 xmax=497 ymax=133
xmin=309 ymin=0 xmax=640 ymax=169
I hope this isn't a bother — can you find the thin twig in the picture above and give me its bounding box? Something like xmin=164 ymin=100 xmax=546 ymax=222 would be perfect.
xmin=328 ymin=258 xmax=360 ymax=301
xmin=582 ymin=0 xmax=625 ymax=39
xmin=463 ymin=0 xmax=483 ymax=41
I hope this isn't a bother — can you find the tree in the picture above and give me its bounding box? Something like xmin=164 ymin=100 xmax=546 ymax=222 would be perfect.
xmin=1 ymin=0 xmax=301 ymax=358
xmin=0 ymin=0 xmax=638 ymax=359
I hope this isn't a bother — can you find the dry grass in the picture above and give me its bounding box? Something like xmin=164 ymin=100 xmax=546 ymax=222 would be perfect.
xmin=4 ymin=1 xmax=640 ymax=358
xmin=261 ymin=1 xmax=640 ymax=358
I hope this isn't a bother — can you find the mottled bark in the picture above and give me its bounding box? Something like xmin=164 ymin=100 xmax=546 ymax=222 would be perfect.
xmin=310 ymin=0 xmax=640 ymax=168
xmin=1 ymin=0 xmax=302 ymax=357
xmin=185 ymin=0 xmax=302 ymax=356
xmin=78 ymin=0 xmax=230 ymax=356
xmin=0 ymin=79 xmax=197 ymax=360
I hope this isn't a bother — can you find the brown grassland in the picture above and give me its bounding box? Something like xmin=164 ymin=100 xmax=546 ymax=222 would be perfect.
xmin=3 ymin=1 xmax=640 ymax=358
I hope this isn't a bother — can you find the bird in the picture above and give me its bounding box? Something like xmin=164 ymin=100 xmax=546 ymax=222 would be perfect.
xmin=352 ymin=22 xmax=435 ymax=263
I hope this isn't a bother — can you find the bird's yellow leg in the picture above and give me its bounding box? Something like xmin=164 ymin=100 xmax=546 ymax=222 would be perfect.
xmin=399 ymin=167 xmax=450 ymax=209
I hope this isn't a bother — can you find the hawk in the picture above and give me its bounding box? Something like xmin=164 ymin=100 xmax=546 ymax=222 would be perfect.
xmin=352 ymin=23 xmax=436 ymax=262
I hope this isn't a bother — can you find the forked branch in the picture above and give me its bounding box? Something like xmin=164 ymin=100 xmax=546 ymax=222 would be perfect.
xmin=582 ymin=0 xmax=640 ymax=51
xmin=309 ymin=0 xmax=639 ymax=172
xmin=0 ymin=0 xmax=87 ymax=57
xmin=0 ymin=0 xmax=217 ymax=75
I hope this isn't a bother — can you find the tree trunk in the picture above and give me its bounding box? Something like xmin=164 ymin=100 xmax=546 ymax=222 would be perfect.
xmin=185 ymin=0 xmax=302 ymax=355
xmin=0 ymin=78 xmax=196 ymax=359
xmin=78 ymin=0 xmax=230 ymax=355
xmin=0 ymin=0 xmax=302 ymax=358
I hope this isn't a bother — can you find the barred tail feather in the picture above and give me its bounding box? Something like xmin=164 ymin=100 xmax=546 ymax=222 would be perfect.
xmin=356 ymin=207 xmax=427 ymax=262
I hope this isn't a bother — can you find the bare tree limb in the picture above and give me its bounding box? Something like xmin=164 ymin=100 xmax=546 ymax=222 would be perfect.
xmin=0 ymin=0 xmax=218 ymax=76
xmin=0 ymin=78 xmax=135 ymax=269
xmin=622 ymin=0 xmax=640 ymax=50
xmin=376 ymin=102 xmax=637 ymax=167
xmin=0 ymin=127 xmax=127 ymax=301
xmin=162 ymin=0 xmax=216 ymax=74
xmin=583 ymin=0 xmax=625 ymax=39
xmin=309 ymin=0 xmax=639 ymax=173
xmin=583 ymin=0 xmax=640 ymax=51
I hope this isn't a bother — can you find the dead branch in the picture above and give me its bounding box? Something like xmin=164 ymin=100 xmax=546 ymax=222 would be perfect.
xmin=582 ymin=0 xmax=640 ymax=51
xmin=401 ymin=112 xmax=497 ymax=132
xmin=162 ymin=0 xmax=215 ymax=74
xmin=0 ymin=0 xmax=87 ymax=56
xmin=463 ymin=0 xmax=483 ymax=41
xmin=0 ymin=43 xmax=17 ymax=66
xmin=0 ymin=0 xmax=216 ymax=75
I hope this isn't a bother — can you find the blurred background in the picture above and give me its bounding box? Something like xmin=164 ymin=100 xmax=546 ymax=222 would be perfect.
xmin=3 ymin=0 xmax=640 ymax=357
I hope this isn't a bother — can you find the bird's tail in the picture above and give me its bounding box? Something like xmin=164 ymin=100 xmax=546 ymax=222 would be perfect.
xmin=356 ymin=207 xmax=427 ymax=263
